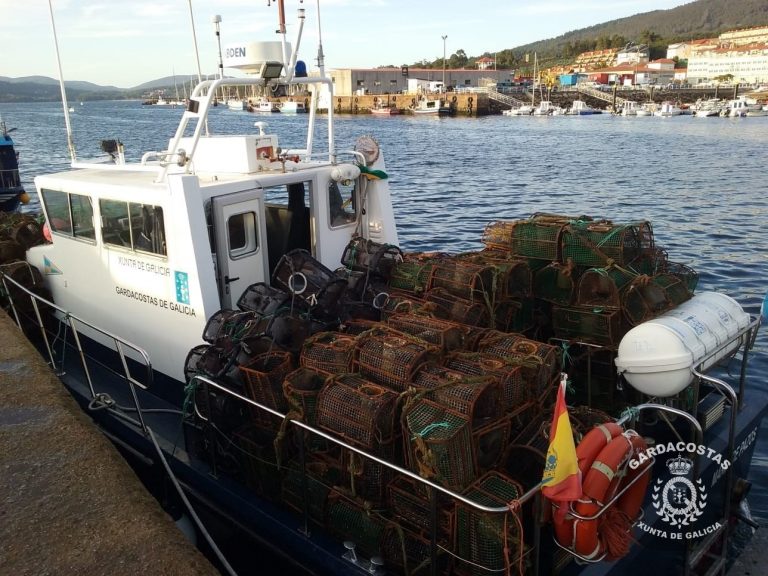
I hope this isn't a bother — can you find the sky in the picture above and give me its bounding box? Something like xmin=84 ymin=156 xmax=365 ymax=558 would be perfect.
xmin=0 ymin=0 xmax=693 ymax=88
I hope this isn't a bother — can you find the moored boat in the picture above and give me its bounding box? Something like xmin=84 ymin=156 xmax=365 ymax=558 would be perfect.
xmin=621 ymin=101 xmax=640 ymax=116
xmin=0 ymin=115 xmax=30 ymax=211
xmin=370 ymin=102 xmax=400 ymax=115
xmin=724 ymin=96 xmax=763 ymax=117
xmin=3 ymin=4 xmax=766 ymax=576
xmin=654 ymin=101 xmax=682 ymax=117
xmin=280 ymin=99 xmax=308 ymax=113
xmin=567 ymin=100 xmax=598 ymax=115
xmin=410 ymin=97 xmax=441 ymax=115
xmin=503 ymin=104 xmax=534 ymax=116
xmin=533 ymin=100 xmax=564 ymax=116
xmin=227 ymin=98 xmax=249 ymax=111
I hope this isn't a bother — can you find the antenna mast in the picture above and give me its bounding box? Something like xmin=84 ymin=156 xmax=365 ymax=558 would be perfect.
xmin=47 ymin=0 xmax=76 ymax=163
xmin=188 ymin=0 xmax=204 ymax=84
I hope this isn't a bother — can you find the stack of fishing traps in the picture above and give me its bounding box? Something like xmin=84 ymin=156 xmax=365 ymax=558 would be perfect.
xmin=183 ymin=214 xmax=697 ymax=575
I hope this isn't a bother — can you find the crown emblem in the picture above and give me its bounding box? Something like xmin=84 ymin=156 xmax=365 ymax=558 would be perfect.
xmin=667 ymin=455 xmax=693 ymax=476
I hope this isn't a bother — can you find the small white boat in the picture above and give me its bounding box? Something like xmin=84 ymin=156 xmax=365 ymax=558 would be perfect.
xmin=252 ymin=98 xmax=280 ymax=113
xmin=746 ymin=105 xmax=768 ymax=117
xmin=724 ymin=96 xmax=762 ymax=117
xmin=503 ymin=104 xmax=534 ymax=116
xmin=694 ymin=99 xmax=722 ymax=117
xmin=568 ymin=100 xmax=597 ymax=115
xmin=280 ymin=100 xmax=307 ymax=113
xmin=621 ymin=101 xmax=640 ymax=116
xmin=654 ymin=101 xmax=682 ymax=117
xmin=635 ymin=103 xmax=657 ymax=117
xmin=533 ymin=101 xmax=563 ymax=116
xmin=410 ymin=98 xmax=441 ymax=115
xmin=227 ymin=98 xmax=248 ymax=111
xmin=370 ymin=103 xmax=400 ymax=116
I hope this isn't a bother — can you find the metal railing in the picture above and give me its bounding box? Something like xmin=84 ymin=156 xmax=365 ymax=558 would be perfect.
xmin=485 ymin=88 xmax=528 ymax=108
xmin=191 ymin=373 xmax=544 ymax=576
xmin=0 ymin=265 xmax=153 ymax=433
xmin=0 ymin=167 xmax=22 ymax=190
xmin=574 ymin=84 xmax=629 ymax=108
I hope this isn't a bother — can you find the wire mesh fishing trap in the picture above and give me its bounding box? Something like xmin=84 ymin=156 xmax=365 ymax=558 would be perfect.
xmin=355 ymin=328 xmax=439 ymax=392
xmin=239 ymin=350 xmax=295 ymax=418
xmin=442 ymin=352 xmax=531 ymax=414
xmin=299 ymin=331 xmax=357 ymax=373
xmin=560 ymin=220 xmax=654 ymax=267
xmin=412 ymin=363 xmax=502 ymax=425
xmin=404 ymin=399 xmax=477 ymax=492
xmin=316 ymin=373 xmax=399 ymax=453
xmin=454 ymin=471 xmax=526 ymax=576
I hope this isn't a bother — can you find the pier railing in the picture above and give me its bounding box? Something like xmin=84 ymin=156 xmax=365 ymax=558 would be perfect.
xmin=0 ymin=265 xmax=153 ymax=433
xmin=484 ymin=87 xmax=529 ymax=108
xmin=574 ymin=84 xmax=629 ymax=108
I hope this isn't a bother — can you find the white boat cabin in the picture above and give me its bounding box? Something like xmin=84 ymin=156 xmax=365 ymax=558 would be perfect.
xmin=28 ymin=75 xmax=398 ymax=384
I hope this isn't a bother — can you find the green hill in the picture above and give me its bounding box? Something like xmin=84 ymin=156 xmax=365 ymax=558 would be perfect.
xmin=413 ymin=0 xmax=768 ymax=71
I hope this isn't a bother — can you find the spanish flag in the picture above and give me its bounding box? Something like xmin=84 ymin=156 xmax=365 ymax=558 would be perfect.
xmin=542 ymin=373 xmax=582 ymax=514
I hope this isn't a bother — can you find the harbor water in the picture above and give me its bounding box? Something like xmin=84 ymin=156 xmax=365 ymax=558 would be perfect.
xmin=3 ymin=99 xmax=768 ymax=540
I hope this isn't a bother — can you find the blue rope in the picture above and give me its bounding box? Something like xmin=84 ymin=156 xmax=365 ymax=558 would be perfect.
xmin=413 ymin=421 xmax=451 ymax=439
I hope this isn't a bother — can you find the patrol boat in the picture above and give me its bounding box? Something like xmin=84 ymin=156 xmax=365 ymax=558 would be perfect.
xmin=2 ymin=3 xmax=765 ymax=576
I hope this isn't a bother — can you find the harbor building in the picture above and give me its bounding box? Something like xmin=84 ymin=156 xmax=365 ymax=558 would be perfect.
xmin=687 ymin=26 xmax=768 ymax=84
xmin=327 ymin=67 xmax=513 ymax=96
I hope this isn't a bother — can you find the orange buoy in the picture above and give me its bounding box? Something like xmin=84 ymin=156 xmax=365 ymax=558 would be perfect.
xmin=572 ymin=432 xmax=648 ymax=560
xmin=552 ymin=422 xmax=623 ymax=547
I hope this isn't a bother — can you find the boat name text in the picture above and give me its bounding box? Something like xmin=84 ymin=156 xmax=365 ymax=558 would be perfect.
xmin=117 ymin=256 xmax=170 ymax=277
xmin=629 ymin=441 xmax=730 ymax=471
xmin=225 ymin=47 xmax=246 ymax=59
xmin=115 ymin=286 xmax=196 ymax=316
xmin=711 ymin=426 xmax=758 ymax=487
xmin=636 ymin=520 xmax=722 ymax=540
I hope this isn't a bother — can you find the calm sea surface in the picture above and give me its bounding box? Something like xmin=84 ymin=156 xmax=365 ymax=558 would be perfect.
xmin=3 ymin=100 xmax=768 ymax=521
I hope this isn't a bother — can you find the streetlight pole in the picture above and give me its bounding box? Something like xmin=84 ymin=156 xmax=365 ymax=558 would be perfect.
xmin=212 ymin=15 xmax=224 ymax=80
xmin=442 ymin=35 xmax=448 ymax=92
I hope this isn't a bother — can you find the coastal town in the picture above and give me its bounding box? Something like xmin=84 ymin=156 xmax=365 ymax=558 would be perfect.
xmin=139 ymin=23 xmax=768 ymax=117
xmin=316 ymin=24 xmax=768 ymax=116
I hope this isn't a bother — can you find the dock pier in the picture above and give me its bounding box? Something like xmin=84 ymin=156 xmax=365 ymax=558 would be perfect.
xmin=0 ymin=312 xmax=218 ymax=575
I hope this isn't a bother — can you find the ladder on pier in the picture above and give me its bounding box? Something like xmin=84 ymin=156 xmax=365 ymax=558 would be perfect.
xmin=575 ymin=84 xmax=630 ymax=109
xmin=486 ymin=88 xmax=528 ymax=109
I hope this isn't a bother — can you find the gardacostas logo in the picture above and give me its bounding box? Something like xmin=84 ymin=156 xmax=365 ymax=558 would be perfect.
xmin=628 ymin=441 xmax=730 ymax=540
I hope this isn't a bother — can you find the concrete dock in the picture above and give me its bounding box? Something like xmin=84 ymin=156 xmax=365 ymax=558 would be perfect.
xmin=0 ymin=311 xmax=219 ymax=575
xmin=727 ymin=527 xmax=768 ymax=575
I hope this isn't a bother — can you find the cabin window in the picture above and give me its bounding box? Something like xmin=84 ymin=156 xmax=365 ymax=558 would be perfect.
xmin=228 ymin=211 xmax=258 ymax=258
xmin=71 ymin=194 xmax=96 ymax=240
xmin=41 ymin=189 xmax=95 ymax=242
xmin=99 ymin=199 xmax=167 ymax=257
xmin=328 ymin=180 xmax=357 ymax=228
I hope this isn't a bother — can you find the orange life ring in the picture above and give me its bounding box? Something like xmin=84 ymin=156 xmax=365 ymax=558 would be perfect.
xmin=373 ymin=96 xmax=378 ymax=103
xmin=552 ymin=422 xmax=623 ymax=547
xmin=572 ymin=433 xmax=648 ymax=560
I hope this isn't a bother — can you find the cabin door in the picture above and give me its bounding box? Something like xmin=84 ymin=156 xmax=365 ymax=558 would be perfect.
xmin=212 ymin=189 xmax=268 ymax=308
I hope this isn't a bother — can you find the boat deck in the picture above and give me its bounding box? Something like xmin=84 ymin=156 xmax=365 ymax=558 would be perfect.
xmin=0 ymin=311 xmax=218 ymax=576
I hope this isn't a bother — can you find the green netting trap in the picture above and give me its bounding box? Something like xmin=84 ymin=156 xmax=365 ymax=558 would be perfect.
xmin=404 ymin=399 xmax=477 ymax=492
xmin=455 ymin=471 xmax=525 ymax=576
xmin=533 ymin=261 xmax=579 ymax=305
xmin=561 ymin=220 xmax=654 ymax=267
xmin=576 ymin=265 xmax=638 ymax=310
